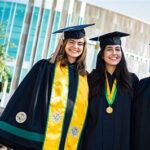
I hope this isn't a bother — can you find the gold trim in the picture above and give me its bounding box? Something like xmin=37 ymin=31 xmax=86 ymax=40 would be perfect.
xmin=43 ymin=62 xmax=69 ymax=150
xmin=64 ymin=75 xmax=89 ymax=149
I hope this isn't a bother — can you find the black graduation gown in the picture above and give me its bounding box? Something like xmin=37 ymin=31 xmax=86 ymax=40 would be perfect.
xmin=0 ymin=59 xmax=84 ymax=150
xmin=133 ymin=77 xmax=150 ymax=150
xmin=82 ymin=71 xmax=139 ymax=150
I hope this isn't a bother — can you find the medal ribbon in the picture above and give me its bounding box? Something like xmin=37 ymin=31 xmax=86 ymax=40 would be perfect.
xmin=105 ymin=73 xmax=117 ymax=106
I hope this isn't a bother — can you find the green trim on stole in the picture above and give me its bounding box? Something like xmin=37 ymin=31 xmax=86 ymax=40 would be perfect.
xmin=43 ymin=62 xmax=89 ymax=150
xmin=42 ymin=62 xmax=57 ymax=149
xmin=64 ymin=73 xmax=89 ymax=150
xmin=43 ymin=62 xmax=69 ymax=149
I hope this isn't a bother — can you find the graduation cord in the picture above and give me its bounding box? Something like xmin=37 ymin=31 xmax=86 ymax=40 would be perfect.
xmin=105 ymin=72 xmax=117 ymax=114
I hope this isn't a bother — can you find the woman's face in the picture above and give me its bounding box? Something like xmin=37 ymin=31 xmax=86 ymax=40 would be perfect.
xmin=103 ymin=45 xmax=122 ymax=68
xmin=65 ymin=38 xmax=85 ymax=63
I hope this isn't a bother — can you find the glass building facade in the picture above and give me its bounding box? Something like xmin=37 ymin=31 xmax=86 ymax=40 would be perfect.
xmin=0 ymin=0 xmax=150 ymax=106
xmin=0 ymin=0 xmax=97 ymax=105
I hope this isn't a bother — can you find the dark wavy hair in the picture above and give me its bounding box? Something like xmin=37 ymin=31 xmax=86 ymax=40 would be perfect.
xmin=56 ymin=38 xmax=87 ymax=76
xmin=88 ymin=47 xmax=132 ymax=97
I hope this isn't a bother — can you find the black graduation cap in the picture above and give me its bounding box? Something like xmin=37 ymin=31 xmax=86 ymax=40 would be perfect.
xmin=90 ymin=31 xmax=130 ymax=49
xmin=53 ymin=23 xmax=95 ymax=39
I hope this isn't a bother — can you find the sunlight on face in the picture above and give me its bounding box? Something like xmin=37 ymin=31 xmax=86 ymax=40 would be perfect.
xmin=65 ymin=38 xmax=85 ymax=63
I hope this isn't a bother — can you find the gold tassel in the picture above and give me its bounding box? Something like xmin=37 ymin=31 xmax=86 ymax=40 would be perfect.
xmin=95 ymin=43 xmax=99 ymax=50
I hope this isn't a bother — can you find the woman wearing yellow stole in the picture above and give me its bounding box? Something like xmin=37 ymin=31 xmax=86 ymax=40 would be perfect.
xmin=82 ymin=31 xmax=139 ymax=150
xmin=0 ymin=24 xmax=94 ymax=150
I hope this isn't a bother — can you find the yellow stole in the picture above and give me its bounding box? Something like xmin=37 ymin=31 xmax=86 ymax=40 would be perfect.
xmin=43 ymin=62 xmax=88 ymax=150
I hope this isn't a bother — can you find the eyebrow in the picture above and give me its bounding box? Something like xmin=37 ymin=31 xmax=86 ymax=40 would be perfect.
xmin=68 ymin=39 xmax=84 ymax=43
xmin=106 ymin=46 xmax=121 ymax=48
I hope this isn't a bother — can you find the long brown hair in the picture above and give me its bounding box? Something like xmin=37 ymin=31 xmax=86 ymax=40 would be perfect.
xmin=56 ymin=38 xmax=87 ymax=76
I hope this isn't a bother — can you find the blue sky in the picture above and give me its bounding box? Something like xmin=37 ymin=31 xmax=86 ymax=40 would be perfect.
xmin=82 ymin=0 xmax=150 ymax=24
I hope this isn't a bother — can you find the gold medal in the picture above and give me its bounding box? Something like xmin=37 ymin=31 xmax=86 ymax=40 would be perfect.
xmin=105 ymin=73 xmax=117 ymax=114
xmin=106 ymin=106 xmax=113 ymax=114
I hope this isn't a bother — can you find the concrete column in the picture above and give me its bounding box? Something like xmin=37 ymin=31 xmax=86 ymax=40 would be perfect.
xmin=10 ymin=0 xmax=35 ymax=91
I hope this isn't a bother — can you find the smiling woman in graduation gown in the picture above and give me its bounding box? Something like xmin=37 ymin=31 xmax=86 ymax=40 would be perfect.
xmin=0 ymin=23 xmax=94 ymax=150
xmin=82 ymin=31 xmax=139 ymax=150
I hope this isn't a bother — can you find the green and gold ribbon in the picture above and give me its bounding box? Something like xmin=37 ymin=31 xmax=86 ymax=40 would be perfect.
xmin=105 ymin=72 xmax=117 ymax=106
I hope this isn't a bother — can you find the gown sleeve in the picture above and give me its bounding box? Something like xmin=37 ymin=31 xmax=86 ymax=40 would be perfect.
xmin=131 ymin=73 xmax=139 ymax=96
xmin=132 ymin=76 xmax=150 ymax=150
xmin=0 ymin=59 xmax=53 ymax=150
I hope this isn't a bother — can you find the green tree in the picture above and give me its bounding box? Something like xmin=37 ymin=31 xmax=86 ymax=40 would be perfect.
xmin=0 ymin=44 xmax=9 ymax=80
xmin=0 ymin=24 xmax=10 ymax=92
